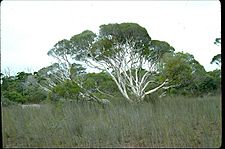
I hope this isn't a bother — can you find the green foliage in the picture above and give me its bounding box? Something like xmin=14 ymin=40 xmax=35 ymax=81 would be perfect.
xmin=1 ymin=96 xmax=17 ymax=107
xmin=36 ymin=63 xmax=68 ymax=88
xmin=49 ymin=80 xmax=81 ymax=101
xmin=207 ymin=69 xmax=221 ymax=89
xmin=82 ymin=72 xmax=118 ymax=94
xmin=1 ymin=72 xmax=28 ymax=103
xmin=161 ymin=52 xmax=193 ymax=86
xmin=25 ymin=86 xmax=47 ymax=103
xmin=69 ymin=63 xmax=86 ymax=80
xmin=1 ymin=76 xmax=17 ymax=91
xmin=160 ymin=52 xmax=220 ymax=96
xmin=198 ymin=74 xmax=217 ymax=92
xmin=148 ymin=40 xmax=175 ymax=63
xmin=1 ymin=23 xmax=221 ymax=104
xmin=47 ymin=39 xmax=72 ymax=58
xmin=214 ymin=38 xmax=221 ymax=46
xmin=47 ymin=22 xmax=177 ymax=100
xmin=90 ymin=23 xmax=155 ymax=62
xmin=211 ymin=54 xmax=221 ymax=65
xmin=205 ymin=69 xmax=221 ymax=92
xmin=3 ymin=91 xmax=26 ymax=103
xmin=91 ymin=38 xmax=114 ymax=60
xmin=70 ymin=30 xmax=97 ymax=61
xmin=211 ymin=37 xmax=221 ymax=66
xmin=99 ymin=23 xmax=151 ymax=45
xmin=16 ymin=72 xmax=32 ymax=81
xmin=92 ymin=23 xmax=175 ymax=64
xmin=1 ymin=71 xmax=48 ymax=104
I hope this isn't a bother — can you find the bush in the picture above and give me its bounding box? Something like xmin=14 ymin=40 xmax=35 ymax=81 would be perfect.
xmin=49 ymin=80 xmax=81 ymax=101
xmin=1 ymin=96 xmax=17 ymax=107
xmin=3 ymin=91 xmax=26 ymax=103
xmin=25 ymin=87 xmax=48 ymax=103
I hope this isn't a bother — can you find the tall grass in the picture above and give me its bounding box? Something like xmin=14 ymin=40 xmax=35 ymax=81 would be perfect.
xmin=2 ymin=95 xmax=221 ymax=148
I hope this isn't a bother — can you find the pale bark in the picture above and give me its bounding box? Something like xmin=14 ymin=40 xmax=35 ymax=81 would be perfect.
xmin=49 ymin=38 xmax=174 ymax=103
xmin=83 ymin=39 xmax=171 ymax=102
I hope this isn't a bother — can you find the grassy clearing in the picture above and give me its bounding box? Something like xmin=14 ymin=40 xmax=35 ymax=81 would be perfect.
xmin=2 ymin=95 xmax=221 ymax=148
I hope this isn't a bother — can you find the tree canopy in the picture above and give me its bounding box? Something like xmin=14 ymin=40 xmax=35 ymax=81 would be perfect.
xmin=47 ymin=23 xmax=176 ymax=102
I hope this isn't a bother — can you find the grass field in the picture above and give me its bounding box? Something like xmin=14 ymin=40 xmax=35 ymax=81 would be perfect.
xmin=2 ymin=95 xmax=222 ymax=148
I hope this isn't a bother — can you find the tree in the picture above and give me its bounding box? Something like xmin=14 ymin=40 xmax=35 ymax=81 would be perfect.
xmin=49 ymin=79 xmax=81 ymax=101
xmin=161 ymin=52 xmax=220 ymax=96
xmin=36 ymin=63 xmax=86 ymax=91
xmin=1 ymin=71 xmax=48 ymax=104
xmin=214 ymin=38 xmax=221 ymax=45
xmin=211 ymin=54 xmax=221 ymax=66
xmin=207 ymin=69 xmax=221 ymax=93
xmin=161 ymin=52 xmax=193 ymax=86
xmin=48 ymin=23 xmax=175 ymax=102
xmin=211 ymin=38 xmax=221 ymax=67
xmin=3 ymin=91 xmax=25 ymax=103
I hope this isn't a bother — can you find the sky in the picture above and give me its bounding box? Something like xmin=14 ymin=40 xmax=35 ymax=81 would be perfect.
xmin=1 ymin=0 xmax=221 ymax=75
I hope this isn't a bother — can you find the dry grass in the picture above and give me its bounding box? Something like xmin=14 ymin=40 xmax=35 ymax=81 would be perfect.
xmin=2 ymin=95 xmax=222 ymax=148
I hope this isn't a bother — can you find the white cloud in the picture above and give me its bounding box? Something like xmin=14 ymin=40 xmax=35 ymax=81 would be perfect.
xmin=1 ymin=0 xmax=221 ymax=75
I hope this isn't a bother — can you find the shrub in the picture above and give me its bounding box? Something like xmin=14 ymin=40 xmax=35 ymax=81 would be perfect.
xmin=3 ymin=91 xmax=26 ymax=103
xmin=1 ymin=96 xmax=17 ymax=107
xmin=49 ymin=80 xmax=81 ymax=101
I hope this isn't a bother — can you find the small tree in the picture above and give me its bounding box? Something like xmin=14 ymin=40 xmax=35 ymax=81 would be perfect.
xmin=161 ymin=52 xmax=219 ymax=96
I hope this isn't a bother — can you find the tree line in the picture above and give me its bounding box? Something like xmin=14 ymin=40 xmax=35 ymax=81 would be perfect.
xmin=1 ymin=23 xmax=221 ymax=105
